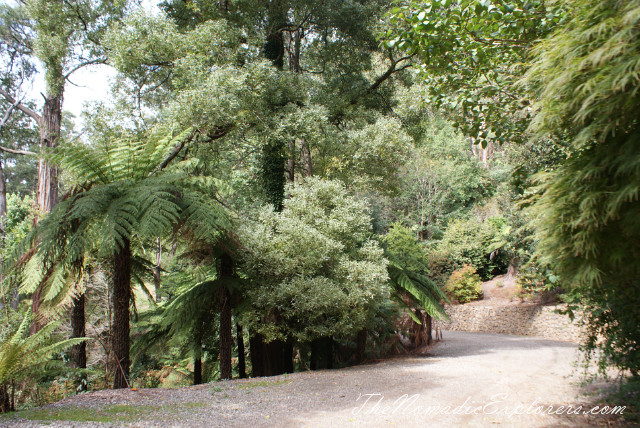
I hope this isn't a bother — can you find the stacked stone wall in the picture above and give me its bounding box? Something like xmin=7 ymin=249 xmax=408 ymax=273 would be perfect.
xmin=434 ymin=304 xmax=584 ymax=343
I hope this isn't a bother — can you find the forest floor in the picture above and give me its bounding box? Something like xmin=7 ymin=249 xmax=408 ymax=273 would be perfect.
xmin=1 ymin=331 xmax=630 ymax=427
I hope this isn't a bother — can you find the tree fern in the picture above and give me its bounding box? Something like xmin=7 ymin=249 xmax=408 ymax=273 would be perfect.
xmin=0 ymin=310 xmax=87 ymax=387
xmin=381 ymin=223 xmax=449 ymax=322
xmin=388 ymin=262 xmax=449 ymax=321
xmin=12 ymin=127 xmax=229 ymax=388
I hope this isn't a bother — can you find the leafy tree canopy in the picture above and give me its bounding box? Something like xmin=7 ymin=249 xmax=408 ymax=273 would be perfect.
xmin=239 ymin=178 xmax=390 ymax=343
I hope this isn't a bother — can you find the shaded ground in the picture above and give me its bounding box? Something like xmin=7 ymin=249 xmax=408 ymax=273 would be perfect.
xmin=1 ymin=331 xmax=628 ymax=427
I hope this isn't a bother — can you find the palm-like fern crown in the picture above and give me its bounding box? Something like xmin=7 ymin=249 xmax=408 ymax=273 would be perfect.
xmin=0 ymin=310 xmax=87 ymax=386
xmin=16 ymin=128 xmax=229 ymax=308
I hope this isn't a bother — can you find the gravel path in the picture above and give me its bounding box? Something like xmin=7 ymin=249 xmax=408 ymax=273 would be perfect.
xmin=2 ymin=331 xmax=626 ymax=427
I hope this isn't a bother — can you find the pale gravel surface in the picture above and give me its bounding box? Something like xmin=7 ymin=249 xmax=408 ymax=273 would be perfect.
xmin=2 ymin=331 xmax=626 ymax=428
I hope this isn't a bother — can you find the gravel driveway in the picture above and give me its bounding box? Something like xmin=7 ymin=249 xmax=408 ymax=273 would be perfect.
xmin=2 ymin=331 xmax=627 ymax=427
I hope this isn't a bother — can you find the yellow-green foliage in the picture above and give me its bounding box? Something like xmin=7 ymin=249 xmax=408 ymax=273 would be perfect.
xmin=0 ymin=311 xmax=87 ymax=412
xmin=445 ymin=265 xmax=483 ymax=304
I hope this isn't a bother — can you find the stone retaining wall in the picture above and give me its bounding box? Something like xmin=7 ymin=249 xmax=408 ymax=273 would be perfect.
xmin=434 ymin=303 xmax=584 ymax=343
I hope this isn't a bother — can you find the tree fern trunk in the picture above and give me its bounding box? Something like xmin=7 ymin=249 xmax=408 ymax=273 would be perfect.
xmin=219 ymin=254 xmax=233 ymax=380
xmin=112 ymin=239 xmax=131 ymax=389
xmin=219 ymin=286 xmax=232 ymax=379
xmin=236 ymin=324 xmax=246 ymax=378
xmin=71 ymin=293 xmax=87 ymax=391
xmin=193 ymin=341 xmax=202 ymax=385
xmin=154 ymin=237 xmax=161 ymax=302
xmin=0 ymin=384 xmax=8 ymax=413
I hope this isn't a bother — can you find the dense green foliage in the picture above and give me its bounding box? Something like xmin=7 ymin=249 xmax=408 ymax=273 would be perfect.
xmin=239 ymin=178 xmax=390 ymax=343
xmin=0 ymin=310 xmax=86 ymax=412
xmin=445 ymin=265 xmax=483 ymax=304
xmin=524 ymin=0 xmax=640 ymax=378
xmin=385 ymin=0 xmax=565 ymax=147
xmin=0 ymin=0 xmax=634 ymax=417
xmin=381 ymin=223 xmax=448 ymax=321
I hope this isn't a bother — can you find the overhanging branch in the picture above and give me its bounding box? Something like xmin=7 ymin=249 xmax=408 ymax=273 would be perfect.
xmin=0 ymin=145 xmax=36 ymax=156
xmin=0 ymin=88 xmax=42 ymax=125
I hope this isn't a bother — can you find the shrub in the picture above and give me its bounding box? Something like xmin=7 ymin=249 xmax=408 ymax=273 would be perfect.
xmin=426 ymin=247 xmax=462 ymax=288
xmin=445 ymin=265 xmax=483 ymax=304
xmin=239 ymin=178 xmax=390 ymax=343
xmin=434 ymin=216 xmax=510 ymax=281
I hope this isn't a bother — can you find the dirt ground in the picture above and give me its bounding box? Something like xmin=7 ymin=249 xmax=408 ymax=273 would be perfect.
xmin=2 ymin=330 xmax=629 ymax=427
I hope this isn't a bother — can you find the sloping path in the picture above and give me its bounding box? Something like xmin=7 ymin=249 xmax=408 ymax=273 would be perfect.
xmin=3 ymin=331 xmax=626 ymax=427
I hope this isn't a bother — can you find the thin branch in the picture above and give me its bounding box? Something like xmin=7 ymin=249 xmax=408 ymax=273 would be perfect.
xmin=64 ymin=57 xmax=108 ymax=80
xmin=350 ymin=54 xmax=415 ymax=105
xmin=150 ymin=130 xmax=198 ymax=176
xmin=0 ymin=88 xmax=42 ymax=125
xmin=0 ymin=93 xmax=24 ymax=129
xmin=0 ymin=145 xmax=35 ymax=156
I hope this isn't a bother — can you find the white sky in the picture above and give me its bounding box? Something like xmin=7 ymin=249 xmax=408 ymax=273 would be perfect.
xmin=2 ymin=0 xmax=161 ymax=129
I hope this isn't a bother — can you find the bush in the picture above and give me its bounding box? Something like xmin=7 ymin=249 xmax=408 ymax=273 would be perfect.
xmin=445 ymin=265 xmax=483 ymax=304
xmin=426 ymin=247 xmax=462 ymax=288
xmin=239 ymin=178 xmax=390 ymax=343
xmin=433 ymin=216 xmax=510 ymax=281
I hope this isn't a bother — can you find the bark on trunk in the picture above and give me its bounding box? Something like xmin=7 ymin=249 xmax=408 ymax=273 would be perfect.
xmin=310 ymin=337 xmax=333 ymax=370
xmin=301 ymin=140 xmax=312 ymax=177
xmin=112 ymin=239 xmax=131 ymax=389
xmin=193 ymin=343 xmax=202 ymax=385
xmin=36 ymin=95 xmax=60 ymax=213
xmin=236 ymin=324 xmax=246 ymax=378
xmin=249 ymin=333 xmax=265 ymax=377
xmin=31 ymin=94 xmax=62 ymax=334
xmin=289 ymin=29 xmax=302 ymax=73
xmin=249 ymin=334 xmax=289 ymax=377
xmin=219 ymin=286 xmax=232 ymax=379
xmin=263 ymin=340 xmax=285 ymax=375
xmin=154 ymin=238 xmax=161 ymax=302
xmin=0 ymin=159 xmax=6 ymax=221
xmin=0 ymin=384 xmax=10 ymax=413
xmin=219 ymin=254 xmax=233 ymax=380
xmin=506 ymin=258 xmax=518 ymax=279
xmin=287 ymin=139 xmax=295 ymax=183
xmin=355 ymin=329 xmax=367 ymax=364
xmin=283 ymin=342 xmax=294 ymax=373
xmin=426 ymin=314 xmax=433 ymax=346
xmin=71 ymin=293 xmax=87 ymax=391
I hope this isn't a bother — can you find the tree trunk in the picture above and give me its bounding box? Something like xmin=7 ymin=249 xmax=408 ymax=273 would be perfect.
xmin=426 ymin=314 xmax=433 ymax=346
xmin=301 ymin=140 xmax=312 ymax=177
xmin=287 ymin=139 xmax=295 ymax=183
xmin=249 ymin=333 xmax=265 ymax=377
xmin=355 ymin=329 xmax=367 ymax=364
xmin=263 ymin=339 xmax=285 ymax=375
xmin=0 ymin=384 xmax=9 ymax=413
xmin=0 ymin=159 xmax=6 ymax=221
xmin=31 ymin=94 xmax=62 ymax=334
xmin=219 ymin=286 xmax=232 ymax=379
xmin=193 ymin=341 xmax=202 ymax=385
xmin=36 ymin=95 xmax=60 ymax=213
xmin=71 ymin=293 xmax=87 ymax=392
xmin=506 ymin=258 xmax=518 ymax=279
xmin=236 ymin=324 xmax=246 ymax=378
xmin=154 ymin=237 xmax=161 ymax=302
xmin=283 ymin=342 xmax=294 ymax=373
xmin=310 ymin=337 xmax=333 ymax=370
xmin=0 ymin=159 xmax=5 ymax=312
xmin=112 ymin=239 xmax=131 ymax=389
xmin=219 ymin=254 xmax=233 ymax=380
